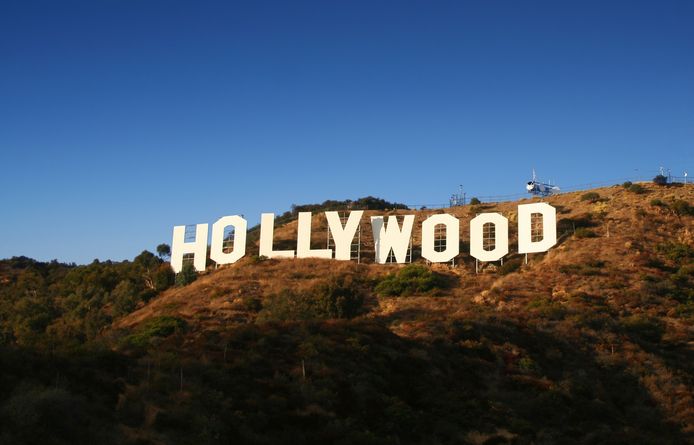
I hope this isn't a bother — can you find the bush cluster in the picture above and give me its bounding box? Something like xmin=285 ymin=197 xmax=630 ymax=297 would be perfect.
xmin=671 ymin=200 xmax=694 ymax=216
xmin=626 ymin=183 xmax=646 ymax=194
xmin=580 ymin=192 xmax=601 ymax=203
xmin=574 ymin=227 xmax=598 ymax=238
xmin=649 ymin=198 xmax=693 ymax=216
xmin=258 ymin=274 xmax=366 ymax=321
xmin=375 ymin=264 xmax=448 ymax=296
xmin=175 ymin=263 xmax=197 ymax=287
xmin=124 ymin=316 xmax=187 ymax=349
xmin=657 ymin=242 xmax=694 ymax=262
xmin=498 ymin=258 xmax=522 ymax=275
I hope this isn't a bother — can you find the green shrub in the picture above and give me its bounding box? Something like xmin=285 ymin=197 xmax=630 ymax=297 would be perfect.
xmin=240 ymin=296 xmax=263 ymax=312
xmin=627 ymin=184 xmax=646 ymax=194
xmin=580 ymin=192 xmax=601 ymax=203
xmin=315 ymin=274 xmax=367 ymax=317
xmin=574 ymin=227 xmax=598 ymax=238
xmin=622 ymin=181 xmax=633 ymax=189
xmin=258 ymin=274 xmax=365 ymax=321
xmin=124 ymin=316 xmax=187 ymax=348
xmin=175 ymin=263 xmax=197 ymax=287
xmin=375 ymin=264 xmax=448 ymax=296
xmin=499 ymin=258 xmax=522 ymax=275
xmin=671 ymin=200 xmax=694 ymax=216
xmin=650 ymin=198 xmax=666 ymax=208
xmin=526 ymin=298 xmax=566 ymax=320
xmin=469 ymin=197 xmax=481 ymax=205
xmin=642 ymin=265 xmax=694 ymax=308
xmin=657 ymin=242 xmax=694 ymax=262
xmin=249 ymin=255 xmax=268 ymax=264
xmin=258 ymin=289 xmax=315 ymax=321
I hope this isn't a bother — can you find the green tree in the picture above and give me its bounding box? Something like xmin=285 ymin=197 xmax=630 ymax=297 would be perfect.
xmin=175 ymin=263 xmax=197 ymax=287
xmin=156 ymin=243 xmax=171 ymax=260
xmin=111 ymin=280 xmax=138 ymax=317
xmin=154 ymin=264 xmax=175 ymax=291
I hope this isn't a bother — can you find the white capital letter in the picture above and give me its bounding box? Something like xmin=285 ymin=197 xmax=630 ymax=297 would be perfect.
xmin=470 ymin=213 xmax=508 ymax=262
xmin=171 ymin=223 xmax=209 ymax=273
xmin=518 ymin=203 xmax=557 ymax=254
xmin=326 ymin=211 xmax=363 ymax=260
xmin=259 ymin=213 xmax=295 ymax=258
xmin=371 ymin=215 xmax=415 ymax=264
xmin=210 ymin=215 xmax=247 ymax=266
xmin=421 ymin=214 xmax=459 ymax=263
xmin=297 ymin=212 xmax=332 ymax=259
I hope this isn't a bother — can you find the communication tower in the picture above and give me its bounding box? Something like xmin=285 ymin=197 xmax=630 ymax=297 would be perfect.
xmin=449 ymin=185 xmax=466 ymax=207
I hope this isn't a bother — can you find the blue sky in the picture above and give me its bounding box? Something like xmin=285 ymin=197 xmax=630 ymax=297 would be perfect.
xmin=1 ymin=0 xmax=692 ymax=264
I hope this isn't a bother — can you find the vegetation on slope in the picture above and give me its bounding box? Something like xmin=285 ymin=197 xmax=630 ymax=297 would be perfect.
xmin=375 ymin=264 xmax=449 ymax=296
xmin=0 ymin=251 xmax=175 ymax=349
xmin=0 ymin=186 xmax=693 ymax=444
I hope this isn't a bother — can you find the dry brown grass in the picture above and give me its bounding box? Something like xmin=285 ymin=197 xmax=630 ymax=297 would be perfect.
xmin=117 ymin=182 xmax=694 ymax=333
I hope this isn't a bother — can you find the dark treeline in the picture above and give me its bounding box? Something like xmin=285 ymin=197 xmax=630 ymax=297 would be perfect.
xmin=289 ymin=196 xmax=409 ymax=214
xmin=0 ymin=253 xmax=174 ymax=349
xmin=246 ymin=196 xmax=409 ymax=246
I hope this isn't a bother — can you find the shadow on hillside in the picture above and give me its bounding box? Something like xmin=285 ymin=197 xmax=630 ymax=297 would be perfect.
xmin=96 ymin=316 xmax=689 ymax=445
xmin=361 ymin=310 xmax=689 ymax=443
xmin=637 ymin=338 xmax=694 ymax=379
xmin=4 ymin=313 xmax=687 ymax=445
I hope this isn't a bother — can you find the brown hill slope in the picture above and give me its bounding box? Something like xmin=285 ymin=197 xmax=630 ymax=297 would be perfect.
xmin=111 ymin=182 xmax=694 ymax=442
xmin=117 ymin=182 xmax=693 ymax=332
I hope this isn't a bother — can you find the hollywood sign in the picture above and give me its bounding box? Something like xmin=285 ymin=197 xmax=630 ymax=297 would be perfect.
xmin=170 ymin=203 xmax=556 ymax=273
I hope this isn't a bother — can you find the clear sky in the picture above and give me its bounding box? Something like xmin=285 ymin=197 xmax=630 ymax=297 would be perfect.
xmin=1 ymin=0 xmax=693 ymax=264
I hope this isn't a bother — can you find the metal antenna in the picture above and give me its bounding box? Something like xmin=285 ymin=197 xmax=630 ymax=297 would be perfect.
xmin=449 ymin=185 xmax=466 ymax=207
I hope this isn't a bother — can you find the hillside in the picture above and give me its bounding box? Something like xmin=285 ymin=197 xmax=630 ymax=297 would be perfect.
xmin=1 ymin=182 xmax=693 ymax=444
xmin=117 ymin=182 xmax=694 ymax=333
